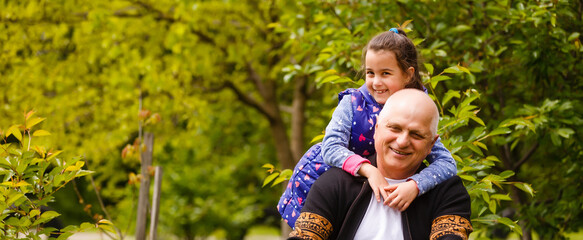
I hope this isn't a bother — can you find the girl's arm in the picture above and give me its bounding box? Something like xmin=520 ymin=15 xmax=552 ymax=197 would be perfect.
xmin=322 ymin=96 xmax=389 ymax=202
xmin=382 ymin=138 xmax=456 ymax=211
xmin=322 ymin=96 xmax=367 ymax=172
xmin=408 ymin=138 xmax=457 ymax=195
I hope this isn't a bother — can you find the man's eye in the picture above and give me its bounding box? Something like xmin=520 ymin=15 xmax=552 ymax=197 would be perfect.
xmin=412 ymin=133 xmax=424 ymax=139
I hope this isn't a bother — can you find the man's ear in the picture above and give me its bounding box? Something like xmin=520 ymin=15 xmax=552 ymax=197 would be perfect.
xmin=432 ymin=134 xmax=439 ymax=145
xmin=427 ymin=134 xmax=439 ymax=155
xmin=373 ymin=123 xmax=378 ymax=140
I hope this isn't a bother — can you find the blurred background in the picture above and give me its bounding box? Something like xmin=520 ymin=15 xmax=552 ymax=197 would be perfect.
xmin=1 ymin=0 xmax=582 ymax=239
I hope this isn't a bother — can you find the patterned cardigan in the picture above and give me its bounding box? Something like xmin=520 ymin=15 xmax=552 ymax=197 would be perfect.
xmin=288 ymin=167 xmax=473 ymax=240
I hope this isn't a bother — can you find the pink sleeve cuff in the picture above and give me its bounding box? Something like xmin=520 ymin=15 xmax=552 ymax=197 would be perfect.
xmin=342 ymin=155 xmax=371 ymax=176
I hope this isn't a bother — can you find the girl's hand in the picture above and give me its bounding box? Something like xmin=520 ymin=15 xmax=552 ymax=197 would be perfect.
xmin=358 ymin=163 xmax=389 ymax=203
xmin=383 ymin=180 xmax=419 ymax=211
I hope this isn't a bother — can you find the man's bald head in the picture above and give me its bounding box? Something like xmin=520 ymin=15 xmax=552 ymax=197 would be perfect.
xmin=379 ymin=89 xmax=440 ymax=137
xmin=373 ymin=89 xmax=440 ymax=179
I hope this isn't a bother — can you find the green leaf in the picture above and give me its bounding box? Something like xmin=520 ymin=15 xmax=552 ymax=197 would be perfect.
xmin=272 ymin=173 xmax=290 ymax=186
xmin=429 ymin=75 xmax=451 ymax=88
xmin=498 ymin=217 xmax=522 ymax=236
xmin=29 ymin=209 xmax=41 ymax=218
xmin=568 ymin=32 xmax=580 ymax=41
xmin=489 ymin=199 xmax=497 ymax=213
xmin=262 ymin=172 xmax=279 ymax=187
xmin=486 ymin=156 xmax=501 ymax=162
xmin=412 ymin=38 xmax=425 ymax=46
xmin=499 ymin=170 xmax=515 ymax=179
xmin=556 ymin=128 xmax=574 ymax=138
xmin=459 ymin=174 xmax=476 ymax=182
xmin=261 ymin=163 xmax=274 ymax=170
xmin=7 ymin=125 xmax=22 ymax=143
xmin=74 ymin=170 xmax=94 ymax=178
xmin=450 ymin=24 xmax=472 ymax=32
xmin=442 ymin=90 xmax=460 ymax=106
xmin=310 ymin=134 xmax=324 ymax=144
xmin=318 ymin=75 xmax=340 ymax=86
xmin=466 ymin=143 xmax=484 ymax=156
xmin=80 ymin=222 xmax=95 ymax=231
xmin=266 ymin=22 xmax=280 ymax=29
xmin=423 ymin=63 xmax=434 ymax=75
xmin=470 ymin=116 xmax=485 ymax=126
xmin=481 ymin=191 xmax=490 ymax=202
xmin=550 ymin=132 xmax=561 ymax=146
xmin=6 ymin=191 xmax=25 ymax=206
xmin=513 ymin=182 xmax=535 ymax=197
xmin=473 ymin=141 xmax=488 ymax=150
xmin=457 ymin=65 xmax=472 ymax=75
xmin=97 ymin=219 xmax=116 ymax=233
xmin=489 ymin=127 xmax=511 ymax=137
xmin=33 ymin=211 xmax=61 ymax=225
xmin=443 ymin=66 xmax=462 ymax=74
xmin=491 ymin=194 xmax=512 ymax=201
xmin=26 ymin=117 xmax=46 ymax=129
xmin=56 ymin=232 xmax=74 ymax=240
xmin=279 ymin=169 xmax=293 ymax=178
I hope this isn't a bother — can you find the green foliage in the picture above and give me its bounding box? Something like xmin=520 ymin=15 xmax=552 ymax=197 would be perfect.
xmin=427 ymin=68 xmax=531 ymax=236
xmin=261 ymin=164 xmax=292 ymax=188
xmin=0 ymin=111 xmax=110 ymax=239
xmin=1 ymin=0 xmax=581 ymax=239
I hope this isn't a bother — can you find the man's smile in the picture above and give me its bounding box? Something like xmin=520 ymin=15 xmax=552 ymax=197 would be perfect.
xmin=390 ymin=146 xmax=411 ymax=156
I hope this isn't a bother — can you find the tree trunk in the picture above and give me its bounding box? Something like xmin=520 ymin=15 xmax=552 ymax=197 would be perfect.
xmin=269 ymin=116 xmax=295 ymax=170
xmin=509 ymin=177 xmax=532 ymax=240
xmin=290 ymin=76 xmax=307 ymax=161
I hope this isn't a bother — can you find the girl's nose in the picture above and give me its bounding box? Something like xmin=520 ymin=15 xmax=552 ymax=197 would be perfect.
xmin=373 ymin=75 xmax=383 ymax=86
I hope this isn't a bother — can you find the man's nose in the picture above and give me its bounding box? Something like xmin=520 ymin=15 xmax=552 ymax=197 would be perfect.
xmin=396 ymin=133 xmax=410 ymax=147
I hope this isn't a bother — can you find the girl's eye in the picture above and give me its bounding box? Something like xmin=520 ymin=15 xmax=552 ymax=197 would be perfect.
xmin=366 ymin=71 xmax=374 ymax=75
xmin=382 ymin=72 xmax=391 ymax=76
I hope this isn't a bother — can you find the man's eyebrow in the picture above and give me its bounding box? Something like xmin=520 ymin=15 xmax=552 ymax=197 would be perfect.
xmin=385 ymin=122 xmax=399 ymax=128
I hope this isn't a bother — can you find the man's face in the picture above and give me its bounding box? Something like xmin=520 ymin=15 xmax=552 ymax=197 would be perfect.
xmin=374 ymin=101 xmax=437 ymax=179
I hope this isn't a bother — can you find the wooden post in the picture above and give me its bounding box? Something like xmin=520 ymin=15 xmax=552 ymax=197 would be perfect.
xmin=136 ymin=132 xmax=154 ymax=240
xmin=149 ymin=166 xmax=163 ymax=240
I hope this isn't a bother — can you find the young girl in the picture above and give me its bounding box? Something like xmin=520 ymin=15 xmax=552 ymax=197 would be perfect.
xmin=278 ymin=28 xmax=457 ymax=228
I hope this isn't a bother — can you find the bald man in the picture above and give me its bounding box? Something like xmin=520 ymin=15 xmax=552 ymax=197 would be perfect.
xmin=289 ymin=89 xmax=473 ymax=240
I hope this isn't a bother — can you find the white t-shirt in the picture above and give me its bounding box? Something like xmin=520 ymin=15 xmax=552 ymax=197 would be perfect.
xmin=354 ymin=178 xmax=406 ymax=240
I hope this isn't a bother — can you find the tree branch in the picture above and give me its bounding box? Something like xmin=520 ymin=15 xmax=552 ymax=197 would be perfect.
xmin=128 ymin=0 xmax=176 ymax=22
xmin=246 ymin=61 xmax=268 ymax=98
xmin=327 ymin=3 xmax=351 ymax=32
xmin=123 ymin=0 xmax=224 ymax=53
xmin=223 ymin=81 xmax=275 ymax=121
xmin=500 ymin=143 xmax=514 ymax=170
xmin=512 ymin=142 xmax=539 ymax=172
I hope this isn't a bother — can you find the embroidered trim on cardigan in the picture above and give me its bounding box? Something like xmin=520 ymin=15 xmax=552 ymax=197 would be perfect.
xmin=430 ymin=215 xmax=473 ymax=240
xmin=290 ymin=212 xmax=333 ymax=240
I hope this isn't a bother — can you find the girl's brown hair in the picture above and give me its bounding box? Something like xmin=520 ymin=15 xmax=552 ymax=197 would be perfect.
xmin=361 ymin=28 xmax=423 ymax=91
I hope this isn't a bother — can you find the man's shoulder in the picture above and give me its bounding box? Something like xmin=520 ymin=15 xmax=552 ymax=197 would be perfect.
xmin=319 ymin=168 xmax=365 ymax=182
xmin=313 ymin=168 xmax=366 ymax=195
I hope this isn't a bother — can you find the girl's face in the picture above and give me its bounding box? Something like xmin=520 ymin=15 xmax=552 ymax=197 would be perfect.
xmin=365 ymin=50 xmax=414 ymax=105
